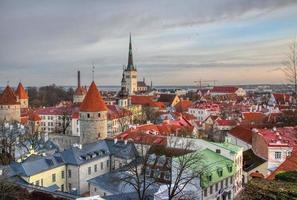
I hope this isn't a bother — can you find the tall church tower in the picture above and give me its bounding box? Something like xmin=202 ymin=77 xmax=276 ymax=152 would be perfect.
xmin=123 ymin=34 xmax=137 ymax=95
xmin=79 ymin=81 xmax=107 ymax=145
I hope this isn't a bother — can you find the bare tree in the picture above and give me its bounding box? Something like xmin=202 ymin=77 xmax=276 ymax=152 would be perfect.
xmin=120 ymin=133 xmax=157 ymax=200
xmin=116 ymin=108 xmax=132 ymax=133
xmin=0 ymin=120 xmax=25 ymax=164
xmin=122 ymin=131 xmax=205 ymax=200
xmin=55 ymin=106 xmax=71 ymax=135
xmin=282 ymin=39 xmax=297 ymax=93
xmin=165 ymin=138 xmax=204 ymax=200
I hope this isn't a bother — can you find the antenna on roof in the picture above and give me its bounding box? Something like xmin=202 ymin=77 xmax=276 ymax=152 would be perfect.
xmin=92 ymin=63 xmax=95 ymax=81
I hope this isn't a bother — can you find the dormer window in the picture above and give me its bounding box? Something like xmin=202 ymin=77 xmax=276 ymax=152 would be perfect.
xmin=227 ymin=164 xmax=233 ymax=173
xmin=217 ymin=168 xmax=223 ymax=177
xmin=207 ymin=175 xmax=212 ymax=182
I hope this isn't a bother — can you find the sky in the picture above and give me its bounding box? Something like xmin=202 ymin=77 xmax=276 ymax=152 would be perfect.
xmin=0 ymin=0 xmax=297 ymax=87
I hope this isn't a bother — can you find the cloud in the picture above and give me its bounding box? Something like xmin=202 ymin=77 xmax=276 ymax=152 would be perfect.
xmin=0 ymin=0 xmax=296 ymax=86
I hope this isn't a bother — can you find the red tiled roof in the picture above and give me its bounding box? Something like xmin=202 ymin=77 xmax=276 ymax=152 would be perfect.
xmin=158 ymin=93 xmax=179 ymax=104
xmin=15 ymin=82 xmax=28 ymax=99
xmin=272 ymin=93 xmax=290 ymax=105
xmin=250 ymin=171 xmax=264 ymax=179
xmin=80 ymin=81 xmax=107 ymax=112
xmin=267 ymin=150 xmax=297 ymax=180
xmin=242 ymin=112 xmax=266 ymax=123
xmin=28 ymin=111 xmax=41 ymax=121
xmin=211 ymin=86 xmax=238 ymax=94
xmin=74 ymin=86 xmax=87 ymax=95
xmin=229 ymin=125 xmax=253 ymax=144
xmin=130 ymin=95 xmax=154 ymax=105
xmin=107 ymin=105 xmax=132 ymax=120
xmin=115 ymin=123 xmax=194 ymax=145
xmin=216 ymin=119 xmax=237 ymax=126
xmin=0 ymin=85 xmax=19 ymax=105
xmin=175 ymin=100 xmax=192 ymax=112
xmin=254 ymin=127 xmax=297 ymax=148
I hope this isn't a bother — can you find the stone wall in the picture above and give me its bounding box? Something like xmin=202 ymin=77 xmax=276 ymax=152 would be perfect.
xmin=0 ymin=104 xmax=21 ymax=122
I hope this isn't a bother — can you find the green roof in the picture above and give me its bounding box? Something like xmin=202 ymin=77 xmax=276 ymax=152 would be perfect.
xmin=198 ymin=149 xmax=236 ymax=188
xmin=210 ymin=142 xmax=242 ymax=154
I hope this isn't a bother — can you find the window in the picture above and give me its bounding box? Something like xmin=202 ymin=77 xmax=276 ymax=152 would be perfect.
xmin=204 ymin=188 xmax=207 ymax=197
xmin=88 ymin=166 xmax=91 ymax=175
xmin=41 ymin=179 xmax=43 ymax=186
xmin=68 ymin=169 xmax=72 ymax=178
xmin=210 ymin=185 xmax=213 ymax=195
xmin=94 ymin=187 xmax=97 ymax=192
xmin=207 ymin=175 xmax=212 ymax=182
xmin=165 ymin=171 xmax=170 ymax=180
xmin=106 ymin=160 xmax=109 ymax=168
xmin=61 ymin=184 xmax=64 ymax=192
xmin=225 ymin=178 xmax=228 ymax=187
xmin=215 ymin=183 xmax=218 ymax=191
xmin=101 ymin=162 xmax=103 ymax=170
xmin=230 ymin=176 xmax=233 ymax=185
xmin=94 ymin=164 xmax=97 ymax=172
xmin=87 ymin=113 xmax=90 ymax=118
xmin=98 ymin=113 xmax=101 ymax=118
xmin=275 ymin=152 xmax=282 ymax=160
xmin=217 ymin=168 xmax=223 ymax=177
xmin=61 ymin=170 xmax=65 ymax=179
xmin=52 ymin=174 xmax=56 ymax=182
xmin=68 ymin=183 xmax=72 ymax=191
xmin=220 ymin=181 xmax=223 ymax=189
xmin=227 ymin=165 xmax=232 ymax=173
xmin=35 ymin=180 xmax=39 ymax=186
xmin=216 ymin=149 xmax=221 ymax=154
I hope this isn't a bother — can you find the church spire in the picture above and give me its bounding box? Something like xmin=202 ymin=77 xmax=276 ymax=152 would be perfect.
xmin=127 ymin=33 xmax=135 ymax=71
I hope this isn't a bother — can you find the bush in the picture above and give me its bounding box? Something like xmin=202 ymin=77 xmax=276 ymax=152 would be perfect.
xmin=275 ymin=171 xmax=297 ymax=183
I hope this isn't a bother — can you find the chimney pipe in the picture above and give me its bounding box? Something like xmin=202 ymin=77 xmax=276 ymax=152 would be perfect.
xmin=78 ymin=70 xmax=81 ymax=88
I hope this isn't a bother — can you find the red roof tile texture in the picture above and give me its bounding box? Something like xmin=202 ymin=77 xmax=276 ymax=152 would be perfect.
xmin=211 ymin=86 xmax=238 ymax=93
xmin=229 ymin=125 xmax=253 ymax=144
xmin=0 ymin=85 xmax=19 ymax=105
xmin=80 ymin=82 xmax=107 ymax=112
xmin=15 ymin=82 xmax=28 ymax=99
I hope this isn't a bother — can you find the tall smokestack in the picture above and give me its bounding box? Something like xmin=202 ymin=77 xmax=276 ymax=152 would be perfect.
xmin=77 ymin=70 xmax=81 ymax=88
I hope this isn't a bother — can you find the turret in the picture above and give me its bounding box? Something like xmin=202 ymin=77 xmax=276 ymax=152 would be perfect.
xmin=79 ymin=81 xmax=107 ymax=144
xmin=0 ymin=85 xmax=21 ymax=122
xmin=15 ymin=82 xmax=29 ymax=108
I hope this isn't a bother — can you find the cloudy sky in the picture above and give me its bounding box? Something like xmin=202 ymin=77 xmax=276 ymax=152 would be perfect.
xmin=0 ymin=0 xmax=297 ymax=87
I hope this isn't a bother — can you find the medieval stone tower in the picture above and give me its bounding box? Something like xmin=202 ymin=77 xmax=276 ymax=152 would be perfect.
xmin=73 ymin=70 xmax=87 ymax=104
xmin=79 ymin=81 xmax=107 ymax=145
xmin=123 ymin=34 xmax=137 ymax=95
xmin=15 ymin=82 xmax=29 ymax=109
xmin=0 ymin=85 xmax=21 ymax=122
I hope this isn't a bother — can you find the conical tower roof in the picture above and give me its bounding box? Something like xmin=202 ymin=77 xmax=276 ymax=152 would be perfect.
xmin=80 ymin=81 xmax=107 ymax=112
xmin=15 ymin=82 xmax=28 ymax=99
xmin=0 ymin=85 xmax=19 ymax=105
